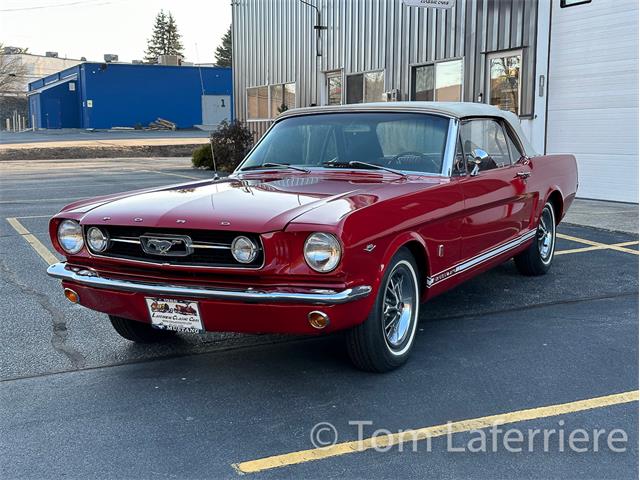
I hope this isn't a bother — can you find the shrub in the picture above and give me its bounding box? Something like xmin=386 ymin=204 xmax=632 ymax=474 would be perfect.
xmin=191 ymin=120 xmax=254 ymax=172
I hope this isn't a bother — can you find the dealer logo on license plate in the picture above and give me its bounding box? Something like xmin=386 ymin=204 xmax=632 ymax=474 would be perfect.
xmin=145 ymin=298 xmax=204 ymax=333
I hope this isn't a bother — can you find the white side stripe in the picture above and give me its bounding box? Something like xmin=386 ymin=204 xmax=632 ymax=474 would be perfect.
xmin=426 ymin=229 xmax=537 ymax=287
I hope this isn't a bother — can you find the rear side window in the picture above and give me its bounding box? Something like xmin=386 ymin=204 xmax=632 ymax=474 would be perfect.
xmin=459 ymin=118 xmax=512 ymax=171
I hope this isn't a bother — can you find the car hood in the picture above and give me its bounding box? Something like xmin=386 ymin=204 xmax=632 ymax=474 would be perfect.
xmin=73 ymin=172 xmax=446 ymax=232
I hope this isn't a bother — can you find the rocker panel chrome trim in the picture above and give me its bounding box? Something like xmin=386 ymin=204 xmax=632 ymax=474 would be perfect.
xmin=426 ymin=229 xmax=537 ymax=287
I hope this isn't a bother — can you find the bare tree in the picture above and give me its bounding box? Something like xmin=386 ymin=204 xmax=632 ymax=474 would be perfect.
xmin=0 ymin=44 xmax=28 ymax=93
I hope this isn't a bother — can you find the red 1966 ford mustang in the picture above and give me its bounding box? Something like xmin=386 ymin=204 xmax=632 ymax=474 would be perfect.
xmin=47 ymin=102 xmax=578 ymax=372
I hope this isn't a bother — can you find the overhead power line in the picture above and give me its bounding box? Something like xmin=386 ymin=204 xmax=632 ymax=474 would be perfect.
xmin=0 ymin=0 xmax=114 ymax=13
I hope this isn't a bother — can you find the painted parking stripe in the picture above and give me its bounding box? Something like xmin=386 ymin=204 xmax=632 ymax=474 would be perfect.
xmin=556 ymin=241 xmax=639 ymax=256
xmin=6 ymin=217 xmax=58 ymax=265
xmin=232 ymin=390 xmax=639 ymax=475
xmin=557 ymin=233 xmax=639 ymax=255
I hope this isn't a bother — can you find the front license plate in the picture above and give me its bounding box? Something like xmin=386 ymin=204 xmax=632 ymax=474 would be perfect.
xmin=145 ymin=297 xmax=204 ymax=333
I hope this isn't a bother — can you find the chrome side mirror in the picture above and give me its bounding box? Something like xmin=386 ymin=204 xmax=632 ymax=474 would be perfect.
xmin=468 ymin=148 xmax=489 ymax=176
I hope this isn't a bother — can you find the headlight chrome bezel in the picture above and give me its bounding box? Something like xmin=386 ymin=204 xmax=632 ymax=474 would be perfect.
xmin=57 ymin=219 xmax=84 ymax=255
xmin=86 ymin=226 xmax=109 ymax=253
xmin=303 ymin=232 xmax=342 ymax=273
xmin=231 ymin=235 xmax=259 ymax=264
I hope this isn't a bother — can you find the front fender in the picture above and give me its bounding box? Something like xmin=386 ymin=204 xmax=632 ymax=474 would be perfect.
xmin=352 ymin=231 xmax=430 ymax=304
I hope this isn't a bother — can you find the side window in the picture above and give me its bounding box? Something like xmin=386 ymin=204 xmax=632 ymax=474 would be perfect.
xmin=453 ymin=136 xmax=466 ymax=175
xmin=505 ymin=128 xmax=523 ymax=163
xmin=459 ymin=119 xmax=512 ymax=172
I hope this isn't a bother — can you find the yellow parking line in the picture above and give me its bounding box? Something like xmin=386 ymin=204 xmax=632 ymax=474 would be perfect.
xmin=556 ymin=241 xmax=639 ymax=256
xmin=232 ymin=390 xmax=639 ymax=474
xmin=557 ymin=233 xmax=639 ymax=255
xmin=6 ymin=217 xmax=58 ymax=265
xmin=13 ymin=214 xmax=53 ymax=219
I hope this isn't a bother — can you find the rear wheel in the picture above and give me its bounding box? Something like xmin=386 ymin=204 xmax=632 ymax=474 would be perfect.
xmin=514 ymin=202 xmax=557 ymax=276
xmin=346 ymin=248 xmax=420 ymax=372
xmin=109 ymin=315 xmax=176 ymax=343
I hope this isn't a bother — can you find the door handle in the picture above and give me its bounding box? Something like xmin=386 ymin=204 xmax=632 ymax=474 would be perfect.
xmin=515 ymin=171 xmax=531 ymax=179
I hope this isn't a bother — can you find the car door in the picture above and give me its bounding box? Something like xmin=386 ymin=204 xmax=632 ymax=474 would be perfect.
xmin=458 ymin=117 xmax=534 ymax=260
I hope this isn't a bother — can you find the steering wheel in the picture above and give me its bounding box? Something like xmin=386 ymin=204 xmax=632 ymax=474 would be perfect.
xmin=389 ymin=151 xmax=440 ymax=173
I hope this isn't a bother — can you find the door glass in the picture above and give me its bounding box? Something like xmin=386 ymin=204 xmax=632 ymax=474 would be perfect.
xmin=488 ymin=53 xmax=521 ymax=115
xmin=435 ymin=59 xmax=463 ymax=101
xmin=460 ymin=119 xmax=512 ymax=171
xmin=505 ymin=129 xmax=523 ymax=163
xmin=411 ymin=64 xmax=434 ymax=101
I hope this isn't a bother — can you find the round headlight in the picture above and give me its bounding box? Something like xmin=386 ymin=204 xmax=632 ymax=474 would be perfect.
xmin=304 ymin=232 xmax=342 ymax=273
xmin=231 ymin=236 xmax=258 ymax=264
xmin=87 ymin=227 xmax=109 ymax=253
xmin=57 ymin=219 xmax=84 ymax=254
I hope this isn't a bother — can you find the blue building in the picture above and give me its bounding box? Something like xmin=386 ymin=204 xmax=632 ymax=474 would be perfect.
xmin=27 ymin=63 xmax=232 ymax=129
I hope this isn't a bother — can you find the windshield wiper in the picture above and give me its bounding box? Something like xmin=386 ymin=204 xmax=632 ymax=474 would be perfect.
xmin=240 ymin=162 xmax=310 ymax=173
xmin=322 ymin=160 xmax=406 ymax=177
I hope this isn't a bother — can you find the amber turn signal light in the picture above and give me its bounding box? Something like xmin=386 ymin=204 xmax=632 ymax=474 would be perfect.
xmin=308 ymin=311 xmax=330 ymax=329
xmin=64 ymin=288 xmax=80 ymax=304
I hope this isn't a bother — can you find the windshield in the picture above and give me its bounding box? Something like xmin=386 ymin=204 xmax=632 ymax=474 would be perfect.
xmin=239 ymin=112 xmax=450 ymax=175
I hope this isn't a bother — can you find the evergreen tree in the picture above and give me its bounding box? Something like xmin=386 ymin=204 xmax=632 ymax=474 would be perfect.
xmin=144 ymin=10 xmax=184 ymax=63
xmin=214 ymin=26 xmax=232 ymax=67
xmin=165 ymin=13 xmax=184 ymax=56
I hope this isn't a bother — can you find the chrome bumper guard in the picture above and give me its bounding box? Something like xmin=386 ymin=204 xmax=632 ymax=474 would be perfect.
xmin=46 ymin=262 xmax=372 ymax=305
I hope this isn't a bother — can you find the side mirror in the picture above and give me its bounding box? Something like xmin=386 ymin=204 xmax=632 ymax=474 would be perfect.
xmin=468 ymin=148 xmax=489 ymax=176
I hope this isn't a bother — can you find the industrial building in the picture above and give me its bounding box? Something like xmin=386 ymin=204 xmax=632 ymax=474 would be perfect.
xmin=27 ymin=63 xmax=232 ymax=130
xmin=232 ymin=0 xmax=638 ymax=203
xmin=0 ymin=49 xmax=82 ymax=130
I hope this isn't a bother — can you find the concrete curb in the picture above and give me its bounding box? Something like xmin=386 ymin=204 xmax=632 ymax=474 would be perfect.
xmin=0 ymin=144 xmax=204 ymax=161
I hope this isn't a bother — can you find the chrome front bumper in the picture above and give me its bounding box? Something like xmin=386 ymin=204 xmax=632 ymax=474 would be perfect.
xmin=46 ymin=262 xmax=372 ymax=305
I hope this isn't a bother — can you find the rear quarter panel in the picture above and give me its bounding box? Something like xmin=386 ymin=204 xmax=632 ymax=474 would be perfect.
xmin=527 ymin=154 xmax=579 ymax=224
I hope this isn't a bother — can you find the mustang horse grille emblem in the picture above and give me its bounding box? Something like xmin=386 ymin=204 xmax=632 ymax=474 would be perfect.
xmin=140 ymin=235 xmax=193 ymax=257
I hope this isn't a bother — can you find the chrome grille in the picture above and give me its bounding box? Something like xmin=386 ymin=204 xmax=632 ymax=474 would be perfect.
xmin=84 ymin=226 xmax=263 ymax=268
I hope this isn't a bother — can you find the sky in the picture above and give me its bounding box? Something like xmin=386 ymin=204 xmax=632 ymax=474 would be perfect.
xmin=0 ymin=0 xmax=232 ymax=64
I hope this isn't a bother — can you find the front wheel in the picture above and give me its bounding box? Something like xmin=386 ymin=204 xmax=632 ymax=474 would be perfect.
xmin=109 ymin=315 xmax=176 ymax=343
xmin=345 ymin=248 xmax=420 ymax=372
xmin=514 ymin=202 xmax=557 ymax=276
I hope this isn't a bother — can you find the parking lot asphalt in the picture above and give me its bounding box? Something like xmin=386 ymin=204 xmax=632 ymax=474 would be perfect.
xmin=0 ymin=158 xmax=638 ymax=479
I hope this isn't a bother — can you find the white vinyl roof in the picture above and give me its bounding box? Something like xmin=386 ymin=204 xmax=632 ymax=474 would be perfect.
xmin=278 ymin=101 xmax=537 ymax=157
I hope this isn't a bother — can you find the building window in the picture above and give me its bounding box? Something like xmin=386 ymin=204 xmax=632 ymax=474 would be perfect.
xmin=411 ymin=64 xmax=434 ymax=101
xmin=247 ymin=86 xmax=269 ymax=120
xmin=270 ymin=83 xmax=296 ymax=116
xmin=326 ymin=71 xmax=342 ymax=105
xmin=346 ymin=71 xmax=385 ymax=104
xmin=410 ymin=59 xmax=463 ymax=102
xmin=560 ymin=0 xmax=591 ymax=7
xmin=247 ymin=83 xmax=295 ymax=120
xmin=487 ymin=50 xmax=522 ymax=115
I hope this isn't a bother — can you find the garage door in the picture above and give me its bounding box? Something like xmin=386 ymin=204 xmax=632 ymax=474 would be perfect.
xmin=546 ymin=0 xmax=638 ymax=203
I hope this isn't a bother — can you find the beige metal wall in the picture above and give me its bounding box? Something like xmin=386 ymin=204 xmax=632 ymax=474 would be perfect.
xmin=232 ymin=0 xmax=539 ymax=140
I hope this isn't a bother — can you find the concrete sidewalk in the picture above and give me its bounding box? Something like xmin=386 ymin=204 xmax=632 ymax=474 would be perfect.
xmin=564 ymin=199 xmax=638 ymax=235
